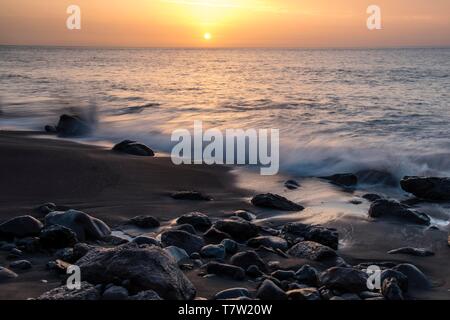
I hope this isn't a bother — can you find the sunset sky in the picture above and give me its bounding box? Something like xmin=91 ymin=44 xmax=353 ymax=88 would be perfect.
xmin=0 ymin=0 xmax=449 ymax=48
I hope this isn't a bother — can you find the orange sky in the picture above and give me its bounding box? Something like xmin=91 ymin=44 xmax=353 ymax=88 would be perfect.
xmin=0 ymin=0 xmax=449 ymax=47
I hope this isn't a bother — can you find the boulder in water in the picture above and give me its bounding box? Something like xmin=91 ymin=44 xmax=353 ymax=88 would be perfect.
xmin=112 ymin=140 xmax=155 ymax=157
xmin=368 ymin=199 xmax=430 ymax=225
xmin=251 ymin=193 xmax=304 ymax=211
xmin=0 ymin=215 xmax=43 ymax=239
xmin=400 ymin=176 xmax=450 ymax=201
xmin=56 ymin=114 xmax=92 ymax=137
xmin=321 ymin=173 xmax=358 ymax=187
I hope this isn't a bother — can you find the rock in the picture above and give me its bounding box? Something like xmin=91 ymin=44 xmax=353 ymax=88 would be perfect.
xmin=102 ymin=285 xmax=129 ymax=300
xmin=129 ymin=216 xmax=160 ymax=228
xmin=160 ymin=230 xmax=205 ymax=255
xmin=393 ymin=264 xmax=431 ymax=290
xmin=213 ymin=219 xmax=259 ymax=241
xmin=233 ymin=210 xmax=256 ymax=221
xmin=206 ymin=262 xmax=246 ymax=280
xmin=171 ymin=191 xmax=212 ymax=201
xmin=0 ymin=243 xmax=16 ymax=251
xmin=282 ymin=222 xmax=339 ymax=250
xmin=164 ymin=246 xmax=189 ymax=264
xmin=0 ymin=215 xmax=43 ymax=239
xmin=132 ymin=236 xmax=161 ymax=246
xmin=319 ymin=267 xmax=369 ymax=293
xmin=54 ymin=248 xmax=75 ymax=263
xmin=256 ymin=280 xmax=287 ymax=300
xmin=359 ymin=291 xmax=384 ymax=299
xmin=400 ymin=176 xmax=450 ymax=201
xmin=362 ymin=193 xmax=382 ymax=202
xmin=129 ymin=290 xmax=162 ymax=300
xmin=56 ymin=114 xmax=92 ymax=137
xmin=44 ymin=210 xmax=111 ymax=241
xmin=251 ymin=193 xmax=304 ymax=211
xmin=47 ymin=259 xmax=71 ymax=273
xmin=38 ymin=281 xmax=100 ymax=300
xmin=381 ymin=278 xmax=404 ymax=300
xmin=177 ymin=212 xmax=212 ymax=231
xmin=0 ymin=266 xmax=18 ymax=282
xmin=76 ymin=243 xmax=196 ymax=300
xmin=72 ymin=243 xmax=95 ymax=261
xmin=9 ymin=260 xmax=32 ymax=270
xmin=287 ymin=241 xmax=338 ymax=261
xmin=200 ymin=244 xmax=226 ymax=259
xmin=39 ymin=225 xmax=78 ymax=249
xmin=388 ymin=247 xmax=434 ymax=257
xmin=247 ymin=236 xmax=288 ymax=251
xmin=44 ymin=125 xmax=58 ymax=133
xmin=34 ymin=202 xmax=57 ymax=215
xmin=203 ymin=228 xmax=231 ymax=243
xmin=220 ymin=239 xmax=239 ymax=254
xmin=340 ymin=293 xmax=362 ymax=300
xmin=284 ymin=180 xmax=300 ymax=190
xmin=15 ymin=237 xmax=40 ymax=253
xmin=321 ymin=173 xmax=358 ymax=187
xmin=368 ymin=199 xmax=431 ymax=225
xmin=7 ymin=248 xmax=23 ymax=259
xmin=356 ymin=170 xmax=398 ymax=186
xmin=230 ymin=251 xmax=267 ymax=272
xmin=271 ymin=270 xmax=295 ymax=281
xmin=112 ymin=140 xmax=155 ymax=157
xmin=287 ymin=288 xmax=321 ymax=301
xmin=380 ymin=269 xmax=409 ymax=292
xmin=295 ymin=265 xmax=319 ymax=287
xmin=173 ymin=224 xmax=197 ymax=234
xmin=214 ymin=288 xmax=251 ymax=300
xmin=246 ymin=265 xmax=263 ymax=278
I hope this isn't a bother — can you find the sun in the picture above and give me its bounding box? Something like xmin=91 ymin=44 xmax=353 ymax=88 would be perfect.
xmin=203 ymin=32 xmax=212 ymax=41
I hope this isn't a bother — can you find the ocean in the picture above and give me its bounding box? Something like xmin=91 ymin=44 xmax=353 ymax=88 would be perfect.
xmin=1 ymin=46 xmax=449 ymax=179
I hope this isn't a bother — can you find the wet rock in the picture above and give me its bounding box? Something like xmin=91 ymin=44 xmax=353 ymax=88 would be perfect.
xmin=102 ymin=285 xmax=129 ymax=300
xmin=171 ymin=191 xmax=212 ymax=201
xmin=132 ymin=236 xmax=161 ymax=247
xmin=206 ymin=262 xmax=246 ymax=281
xmin=295 ymin=265 xmax=319 ymax=287
xmin=9 ymin=260 xmax=32 ymax=270
xmin=256 ymin=280 xmax=287 ymax=300
xmin=356 ymin=170 xmax=398 ymax=187
xmin=0 ymin=243 xmax=16 ymax=251
xmin=321 ymin=173 xmax=358 ymax=187
xmin=129 ymin=216 xmax=160 ymax=228
xmin=0 ymin=215 xmax=43 ymax=239
xmin=251 ymin=193 xmax=304 ymax=211
xmin=362 ymin=193 xmax=382 ymax=202
xmin=233 ymin=210 xmax=256 ymax=221
xmin=54 ymin=248 xmax=75 ymax=263
xmin=368 ymin=199 xmax=431 ymax=225
xmin=7 ymin=248 xmax=23 ymax=259
xmin=45 ymin=125 xmax=58 ymax=133
xmin=112 ymin=140 xmax=155 ymax=157
xmin=76 ymin=243 xmax=196 ymax=300
xmin=173 ymin=224 xmax=197 ymax=234
xmin=45 ymin=209 xmax=111 ymax=241
xmin=319 ymin=267 xmax=369 ymax=293
xmin=0 ymin=266 xmax=18 ymax=282
xmin=247 ymin=236 xmax=288 ymax=251
xmin=246 ymin=265 xmax=263 ymax=278
xmin=287 ymin=241 xmax=338 ymax=261
xmin=220 ymin=239 xmax=239 ymax=255
xmin=284 ymin=180 xmax=300 ymax=190
xmin=282 ymin=222 xmax=339 ymax=250
xmin=230 ymin=250 xmax=267 ymax=272
xmin=388 ymin=247 xmax=434 ymax=257
xmin=200 ymin=244 xmax=226 ymax=259
xmin=38 ymin=281 xmax=100 ymax=300
xmin=72 ymin=243 xmax=95 ymax=261
xmin=34 ymin=202 xmax=57 ymax=215
xmin=177 ymin=212 xmax=212 ymax=231
xmin=400 ymin=176 xmax=450 ymax=201
xmin=381 ymin=278 xmax=404 ymax=300
xmin=271 ymin=270 xmax=295 ymax=281
xmin=380 ymin=269 xmax=409 ymax=292
xmin=160 ymin=230 xmax=205 ymax=255
xmin=15 ymin=237 xmax=40 ymax=253
xmin=214 ymin=219 xmax=259 ymax=241
xmin=359 ymin=291 xmax=384 ymax=299
xmin=204 ymin=228 xmax=231 ymax=243
xmin=164 ymin=246 xmax=189 ymax=264
xmin=56 ymin=114 xmax=92 ymax=137
xmin=39 ymin=225 xmax=78 ymax=249
xmin=214 ymin=288 xmax=251 ymax=300
xmin=393 ymin=263 xmax=431 ymax=290
xmin=287 ymin=288 xmax=321 ymax=301
xmin=47 ymin=259 xmax=71 ymax=274
xmin=340 ymin=293 xmax=361 ymax=300
xmin=129 ymin=290 xmax=162 ymax=300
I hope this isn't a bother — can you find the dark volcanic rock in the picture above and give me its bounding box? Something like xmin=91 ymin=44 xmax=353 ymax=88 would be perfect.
xmin=177 ymin=212 xmax=212 ymax=231
xmin=173 ymin=224 xmax=197 ymax=234
xmin=203 ymin=228 xmax=230 ymax=243
xmin=200 ymin=244 xmax=226 ymax=259
xmin=206 ymin=262 xmax=246 ymax=280
xmin=393 ymin=264 xmax=431 ymax=290
xmin=171 ymin=191 xmax=212 ymax=201
xmin=220 ymin=239 xmax=239 ymax=254
xmin=321 ymin=173 xmax=358 ymax=187
xmin=38 ymin=282 xmax=100 ymax=300
xmin=287 ymin=241 xmax=337 ymax=261
xmin=214 ymin=219 xmax=259 ymax=241
xmin=400 ymin=176 xmax=450 ymax=201
xmin=247 ymin=236 xmax=288 ymax=251
xmin=0 ymin=266 xmax=18 ymax=282
xmin=76 ymin=243 xmax=196 ymax=300
xmin=112 ymin=140 xmax=155 ymax=157
xmin=287 ymin=288 xmax=321 ymax=301
xmin=230 ymin=251 xmax=268 ymax=272
xmin=39 ymin=225 xmax=78 ymax=249
xmin=368 ymin=199 xmax=430 ymax=225
xmin=44 ymin=210 xmax=111 ymax=241
xmin=295 ymin=265 xmax=319 ymax=287
xmin=356 ymin=170 xmax=398 ymax=186
xmin=56 ymin=114 xmax=92 ymax=137
xmin=256 ymin=279 xmax=287 ymax=300
xmin=132 ymin=236 xmax=161 ymax=247
xmin=388 ymin=247 xmax=434 ymax=257
xmin=160 ymin=230 xmax=205 ymax=255
xmin=282 ymin=222 xmax=339 ymax=250
xmin=129 ymin=216 xmax=160 ymax=228
xmin=381 ymin=278 xmax=404 ymax=300
xmin=284 ymin=180 xmax=300 ymax=190
xmin=362 ymin=193 xmax=382 ymax=202
xmin=319 ymin=267 xmax=369 ymax=293
xmin=0 ymin=215 xmax=43 ymax=239
xmin=251 ymin=193 xmax=304 ymax=211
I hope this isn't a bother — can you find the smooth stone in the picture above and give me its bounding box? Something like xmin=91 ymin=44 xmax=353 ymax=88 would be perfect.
xmin=287 ymin=288 xmax=321 ymax=301
xmin=34 ymin=203 xmax=57 ymax=215
xmin=319 ymin=267 xmax=369 ymax=293
xmin=0 ymin=215 xmax=43 ymax=239
xmin=0 ymin=266 xmax=18 ymax=282
xmin=204 ymin=227 xmax=231 ymax=243
xmin=256 ymin=280 xmax=287 ymax=300
xmin=214 ymin=288 xmax=251 ymax=300
xmin=233 ymin=210 xmax=256 ymax=221
xmin=16 ymin=237 xmax=40 ymax=253
xmin=388 ymin=247 xmax=434 ymax=257
xmin=54 ymin=248 xmax=75 ymax=263
xmin=9 ymin=260 xmax=32 ymax=270
xmin=321 ymin=173 xmax=358 ymax=187
xmin=173 ymin=224 xmax=197 ymax=234
xmin=284 ymin=179 xmax=300 ymax=190
xmin=129 ymin=290 xmax=162 ymax=300
xmin=171 ymin=191 xmax=211 ymax=201
xmin=177 ymin=212 xmax=212 ymax=231
xmin=200 ymin=244 xmax=226 ymax=259
xmin=380 ymin=269 xmax=409 ymax=292
xmin=247 ymin=236 xmax=288 ymax=251
xmin=132 ymin=236 xmax=161 ymax=247
xmin=246 ymin=265 xmax=263 ymax=278
xmin=56 ymin=114 xmax=92 ymax=137
xmin=39 ymin=225 xmax=78 ymax=249
xmin=38 ymin=282 xmax=100 ymax=300
xmin=282 ymin=222 xmax=339 ymax=250
xmin=164 ymin=246 xmax=189 ymax=264
xmin=214 ymin=219 xmax=259 ymax=241
xmin=112 ymin=140 xmax=155 ymax=157
xmin=287 ymin=241 xmax=337 ymax=261
xmin=381 ymin=278 xmax=404 ymax=300
xmin=393 ymin=264 xmax=431 ymax=290
xmin=368 ymin=199 xmax=431 ymax=225
xmin=295 ymin=265 xmax=319 ymax=287
xmin=362 ymin=194 xmax=382 ymax=202
xmin=206 ymin=262 xmax=246 ymax=281
xmin=400 ymin=176 xmax=450 ymax=201
xmin=160 ymin=230 xmax=205 ymax=255
xmin=359 ymin=291 xmax=384 ymax=299
xmin=340 ymin=293 xmax=361 ymax=300
xmin=230 ymin=250 xmax=267 ymax=272
xmin=251 ymin=193 xmax=304 ymax=211
xmin=220 ymin=239 xmax=239 ymax=254
xmin=129 ymin=216 xmax=160 ymax=228
xmin=271 ymin=270 xmax=295 ymax=281
xmin=102 ymin=285 xmax=129 ymax=300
